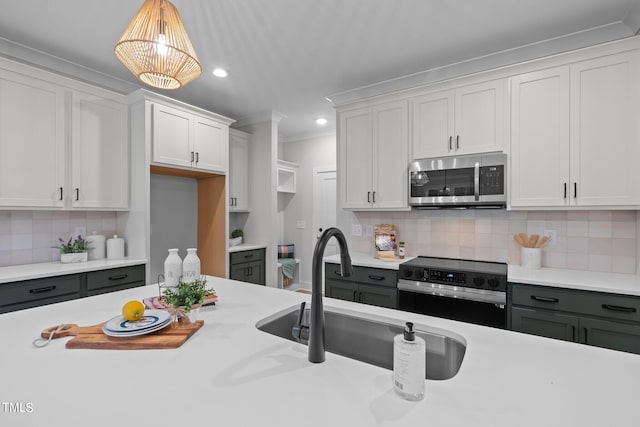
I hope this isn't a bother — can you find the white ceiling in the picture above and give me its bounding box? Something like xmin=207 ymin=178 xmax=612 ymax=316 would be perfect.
xmin=0 ymin=0 xmax=638 ymax=140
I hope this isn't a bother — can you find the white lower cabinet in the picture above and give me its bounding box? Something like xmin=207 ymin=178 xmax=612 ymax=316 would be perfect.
xmin=510 ymin=50 xmax=640 ymax=208
xmin=339 ymin=100 xmax=408 ymax=210
xmin=152 ymin=102 xmax=227 ymax=174
xmin=0 ymin=64 xmax=129 ymax=209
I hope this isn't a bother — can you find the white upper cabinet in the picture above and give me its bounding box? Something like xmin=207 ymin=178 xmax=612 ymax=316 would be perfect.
xmin=411 ymin=79 xmax=505 ymax=158
xmin=71 ymin=91 xmax=129 ymax=209
xmin=569 ymin=52 xmax=640 ymax=207
xmin=339 ymin=100 xmax=408 ymax=210
xmin=0 ymin=69 xmax=66 ymax=208
xmin=0 ymin=63 xmax=129 ymax=210
xmin=510 ymin=50 xmax=640 ymax=208
xmin=229 ymin=129 xmax=249 ymax=211
xmin=152 ymin=103 xmax=227 ymax=174
xmin=510 ymin=66 xmax=571 ymax=207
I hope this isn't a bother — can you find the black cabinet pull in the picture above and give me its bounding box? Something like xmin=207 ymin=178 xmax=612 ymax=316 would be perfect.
xmin=372 ymin=191 xmax=376 ymax=203
xmin=602 ymin=304 xmax=637 ymax=313
xmin=368 ymin=275 xmax=385 ymax=281
xmin=108 ymin=274 xmax=128 ymax=281
xmin=531 ymin=295 xmax=559 ymax=303
xmin=190 ymin=151 xmax=195 ymax=163
xmin=244 ymin=254 xmax=254 ymax=259
xmin=571 ymin=325 xmax=576 ymax=342
xmin=367 ymin=191 xmax=371 ymax=203
xmin=334 ymin=270 xmax=342 ymax=276
xmin=456 ymin=135 xmax=460 ymax=150
xmin=75 ymin=188 xmax=79 ymax=201
xmin=29 ymin=285 xmax=56 ymax=294
xmin=574 ymin=182 xmax=577 ymax=199
xmin=352 ymin=290 xmax=357 ymax=302
xmin=583 ymin=327 xmax=588 ymax=344
xmin=58 ymin=187 xmax=64 ymax=201
xmin=448 ymin=136 xmax=452 ymax=151
xmin=563 ymin=183 xmax=567 ymax=199
xmin=195 ymin=152 xmax=199 ymax=163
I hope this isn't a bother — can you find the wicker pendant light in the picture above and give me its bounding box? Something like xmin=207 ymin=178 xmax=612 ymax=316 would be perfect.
xmin=115 ymin=0 xmax=202 ymax=90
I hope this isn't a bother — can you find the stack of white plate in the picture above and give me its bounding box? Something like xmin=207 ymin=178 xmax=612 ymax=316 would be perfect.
xmin=102 ymin=309 xmax=172 ymax=337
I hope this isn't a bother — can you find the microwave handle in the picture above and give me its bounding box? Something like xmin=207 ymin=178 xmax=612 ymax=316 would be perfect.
xmin=474 ymin=161 xmax=480 ymax=201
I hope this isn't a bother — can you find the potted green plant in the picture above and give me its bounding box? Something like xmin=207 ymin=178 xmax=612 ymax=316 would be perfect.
xmin=162 ymin=278 xmax=216 ymax=323
xmin=230 ymin=229 xmax=243 ymax=246
xmin=55 ymin=235 xmax=90 ymax=263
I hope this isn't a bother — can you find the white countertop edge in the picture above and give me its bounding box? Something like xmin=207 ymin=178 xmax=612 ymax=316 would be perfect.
xmin=508 ymin=265 xmax=640 ymax=296
xmin=228 ymin=243 xmax=268 ymax=252
xmin=324 ymin=252 xmax=414 ymax=270
xmin=0 ymin=258 xmax=147 ymax=284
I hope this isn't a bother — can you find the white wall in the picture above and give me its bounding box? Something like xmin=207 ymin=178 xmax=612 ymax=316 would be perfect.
xmin=149 ymin=174 xmax=198 ymax=283
xmin=281 ymin=134 xmax=336 ymax=287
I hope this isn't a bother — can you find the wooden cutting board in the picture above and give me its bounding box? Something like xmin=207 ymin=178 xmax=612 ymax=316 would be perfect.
xmin=42 ymin=320 xmax=204 ymax=350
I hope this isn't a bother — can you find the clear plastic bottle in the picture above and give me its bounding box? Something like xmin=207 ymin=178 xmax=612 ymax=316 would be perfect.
xmin=393 ymin=322 xmax=426 ymax=401
xmin=182 ymin=248 xmax=201 ymax=283
xmin=163 ymin=248 xmax=182 ymax=288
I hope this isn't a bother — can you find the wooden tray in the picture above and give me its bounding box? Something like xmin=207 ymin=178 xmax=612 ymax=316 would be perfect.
xmin=41 ymin=320 xmax=204 ymax=350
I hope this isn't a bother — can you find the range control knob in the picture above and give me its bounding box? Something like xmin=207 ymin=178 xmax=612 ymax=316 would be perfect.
xmin=402 ymin=269 xmax=413 ymax=279
xmin=413 ymin=269 xmax=424 ymax=279
xmin=473 ymin=277 xmax=485 ymax=287
xmin=487 ymin=278 xmax=500 ymax=288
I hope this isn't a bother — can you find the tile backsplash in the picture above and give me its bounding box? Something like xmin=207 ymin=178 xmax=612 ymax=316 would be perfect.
xmin=347 ymin=210 xmax=639 ymax=274
xmin=0 ymin=211 xmax=118 ymax=267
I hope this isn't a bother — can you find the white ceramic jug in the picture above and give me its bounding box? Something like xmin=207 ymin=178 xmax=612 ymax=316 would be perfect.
xmin=182 ymin=248 xmax=201 ymax=283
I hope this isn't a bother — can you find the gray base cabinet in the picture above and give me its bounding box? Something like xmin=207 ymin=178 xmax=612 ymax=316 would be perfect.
xmin=230 ymin=249 xmax=265 ymax=285
xmin=325 ymin=263 xmax=397 ymax=309
xmin=509 ymin=282 xmax=640 ymax=355
xmin=0 ymin=264 xmax=145 ymax=314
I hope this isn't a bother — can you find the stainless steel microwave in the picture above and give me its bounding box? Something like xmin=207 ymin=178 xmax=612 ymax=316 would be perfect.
xmin=409 ymin=153 xmax=507 ymax=208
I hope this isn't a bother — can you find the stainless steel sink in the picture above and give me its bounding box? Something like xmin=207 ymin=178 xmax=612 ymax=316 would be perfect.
xmin=256 ymin=305 xmax=466 ymax=380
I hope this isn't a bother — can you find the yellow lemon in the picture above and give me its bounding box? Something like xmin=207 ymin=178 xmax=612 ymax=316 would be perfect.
xmin=122 ymin=300 xmax=145 ymax=321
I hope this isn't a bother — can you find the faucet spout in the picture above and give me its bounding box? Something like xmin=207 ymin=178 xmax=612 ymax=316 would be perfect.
xmin=309 ymin=227 xmax=353 ymax=363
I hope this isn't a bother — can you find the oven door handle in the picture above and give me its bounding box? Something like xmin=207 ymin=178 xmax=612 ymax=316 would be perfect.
xmin=474 ymin=161 xmax=480 ymax=201
xmin=398 ymin=279 xmax=506 ymax=305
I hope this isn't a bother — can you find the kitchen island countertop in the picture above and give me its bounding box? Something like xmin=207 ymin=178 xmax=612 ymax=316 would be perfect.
xmin=1 ymin=275 xmax=639 ymax=426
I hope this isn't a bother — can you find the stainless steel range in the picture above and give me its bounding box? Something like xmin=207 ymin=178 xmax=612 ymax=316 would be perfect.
xmin=398 ymin=257 xmax=508 ymax=329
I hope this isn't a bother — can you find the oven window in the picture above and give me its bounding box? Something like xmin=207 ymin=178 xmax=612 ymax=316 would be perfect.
xmin=446 ymin=168 xmax=474 ymax=196
xmin=398 ymin=291 xmax=506 ymax=329
xmin=410 ymin=170 xmax=445 ymax=198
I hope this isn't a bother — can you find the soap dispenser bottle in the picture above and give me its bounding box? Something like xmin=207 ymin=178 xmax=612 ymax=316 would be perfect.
xmin=393 ymin=322 xmax=426 ymax=401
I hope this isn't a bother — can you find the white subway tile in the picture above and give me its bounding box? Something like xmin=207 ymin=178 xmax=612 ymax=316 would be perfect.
xmin=567 ymin=221 xmax=589 ymax=237
xmin=588 ymin=221 xmax=612 ymax=238
xmin=588 ymin=254 xmax=612 ymax=272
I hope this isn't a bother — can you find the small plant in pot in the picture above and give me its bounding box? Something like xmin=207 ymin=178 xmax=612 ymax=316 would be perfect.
xmin=162 ymin=278 xmax=216 ymax=324
xmin=230 ymin=229 xmax=243 ymax=246
xmin=55 ymin=235 xmax=90 ymax=263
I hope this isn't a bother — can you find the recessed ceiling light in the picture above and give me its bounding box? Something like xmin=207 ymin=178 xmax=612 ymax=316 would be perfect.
xmin=316 ymin=117 xmax=328 ymax=126
xmin=212 ymin=68 xmax=228 ymax=78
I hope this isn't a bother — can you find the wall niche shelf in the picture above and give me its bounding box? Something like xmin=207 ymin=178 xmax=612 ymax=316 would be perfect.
xmin=277 ymin=160 xmax=298 ymax=193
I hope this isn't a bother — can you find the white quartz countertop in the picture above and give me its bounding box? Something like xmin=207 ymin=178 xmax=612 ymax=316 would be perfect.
xmin=2 ymin=276 xmax=638 ymax=426
xmin=324 ymin=252 xmax=414 ymax=270
xmin=0 ymin=258 xmax=147 ymax=284
xmin=228 ymin=243 xmax=268 ymax=253
xmin=509 ymin=265 xmax=640 ymax=296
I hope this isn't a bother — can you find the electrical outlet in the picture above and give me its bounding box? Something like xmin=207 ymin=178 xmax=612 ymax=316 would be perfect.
xmin=296 ymin=220 xmax=306 ymax=229
xmin=365 ymin=225 xmax=374 ymax=237
xmin=351 ymin=224 xmax=362 ymax=236
xmin=543 ymin=229 xmax=556 ymax=246
xmin=74 ymin=226 xmax=86 ymax=238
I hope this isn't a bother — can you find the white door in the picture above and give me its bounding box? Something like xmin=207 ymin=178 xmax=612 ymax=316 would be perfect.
xmin=313 ymin=169 xmax=337 ymax=257
xmin=411 ymin=90 xmax=453 ymax=158
xmin=339 ymin=107 xmax=372 ymax=209
xmin=152 ymin=103 xmax=192 ymax=168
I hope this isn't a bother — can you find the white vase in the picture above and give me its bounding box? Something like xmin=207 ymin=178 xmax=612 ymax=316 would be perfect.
xmin=60 ymin=252 xmax=88 ymax=263
xmin=182 ymin=248 xmax=201 ymax=283
xmin=164 ymin=248 xmax=182 ymax=288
